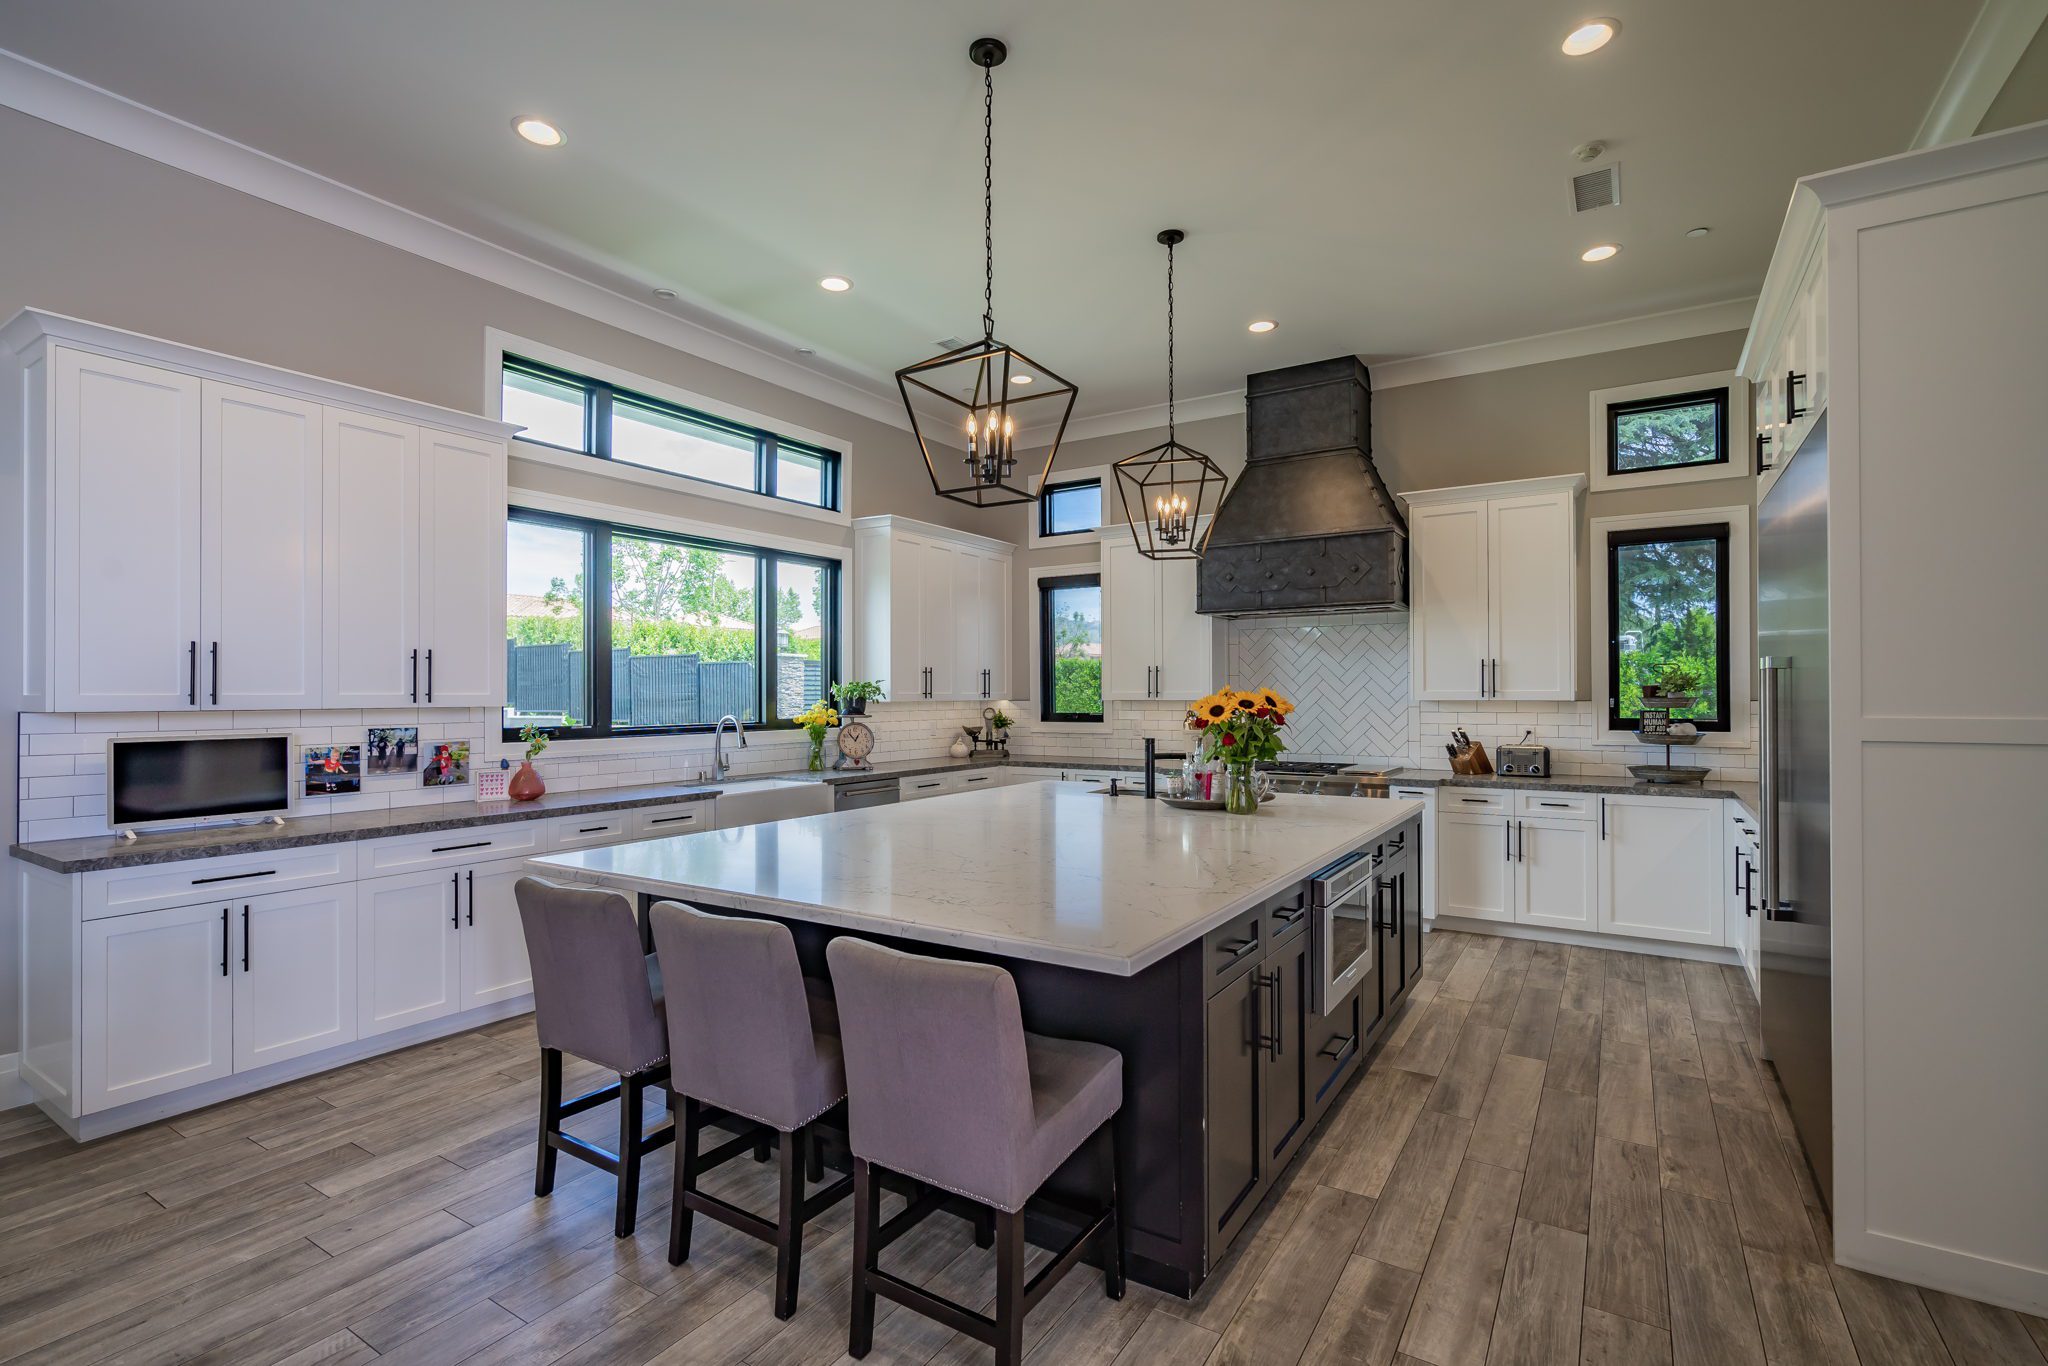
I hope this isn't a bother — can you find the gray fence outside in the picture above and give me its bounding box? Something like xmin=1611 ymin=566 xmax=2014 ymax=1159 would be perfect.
xmin=506 ymin=643 xmax=820 ymax=728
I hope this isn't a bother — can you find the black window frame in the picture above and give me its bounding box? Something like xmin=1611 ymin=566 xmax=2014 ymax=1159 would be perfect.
xmin=1605 ymin=386 xmax=1730 ymax=478
xmin=1037 ymin=477 xmax=1104 ymax=539
xmin=1038 ymin=573 xmax=1104 ymax=723
xmin=503 ymin=506 xmax=841 ymax=743
xmin=502 ymin=354 xmax=842 ymax=512
xmin=1605 ymin=521 xmax=1732 ymax=733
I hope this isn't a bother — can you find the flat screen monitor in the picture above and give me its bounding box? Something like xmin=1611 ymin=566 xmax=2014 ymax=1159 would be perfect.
xmin=108 ymin=734 xmax=295 ymax=831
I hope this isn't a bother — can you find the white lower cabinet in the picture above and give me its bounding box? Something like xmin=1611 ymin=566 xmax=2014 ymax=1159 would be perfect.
xmin=1596 ymin=795 xmax=1725 ymax=947
xmin=1438 ymin=811 xmax=1512 ymax=922
xmin=357 ymin=856 xmax=534 ymax=1036
xmin=233 ymin=885 xmax=357 ymax=1072
xmin=81 ymin=901 xmax=235 ymax=1112
xmin=1516 ymin=816 xmax=1599 ymax=931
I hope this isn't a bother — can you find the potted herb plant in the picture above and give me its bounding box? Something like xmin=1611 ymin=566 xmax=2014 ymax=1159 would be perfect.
xmin=511 ymin=724 xmax=551 ymax=801
xmin=831 ymin=679 xmax=885 ymax=716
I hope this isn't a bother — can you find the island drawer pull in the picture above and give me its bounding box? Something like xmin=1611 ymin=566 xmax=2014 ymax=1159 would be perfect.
xmin=1319 ymin=1032 xmax=1357 ymax=1060
xmin=1539 ymin=801 xmax=1571 ymax=809
xmin=1271 ymin=905 xmax=1306 ymax=928
xmin=191 ymin=868 xmax=278 ymax=886
xmin=432 ymin=840 xmax=492 ymax=854
xmin=578 ymin=825 xmax=610 ymax=834
xmin=1218 ymin=936 xmax=1259 ymax=961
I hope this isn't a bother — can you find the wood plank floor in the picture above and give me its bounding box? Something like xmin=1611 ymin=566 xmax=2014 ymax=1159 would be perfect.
xmin=2 ymin=928 xmax=2042 ymax=1366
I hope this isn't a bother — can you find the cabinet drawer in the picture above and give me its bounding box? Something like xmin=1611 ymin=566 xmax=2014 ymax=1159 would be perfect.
xmin=549 ymin=813 xmax=633 ymax=850
xmin=85 ymin=843 xmax=356 ymax=921
xmin=631 ymin=804 xmax=713 ymax=838
xmin=1516 ymin=791 xmax=1594 ymax=819
xmin=954 ymin=769 xmax=1004 ymax=793
xmin=361 ymin=821 xmax=545 ymax=877
xmin=1307 ymin=985 xmax=1365 ymax=1110
xmin=1266 ymin=888 xmax=1310 ymax=947
xmin=899 ymin=775 xmax=951 ymax=801
xmin=1442 ymin=789 xmax=1508 ymax=813
xmin=1202 ymin=910 xmax=1266 ymax=996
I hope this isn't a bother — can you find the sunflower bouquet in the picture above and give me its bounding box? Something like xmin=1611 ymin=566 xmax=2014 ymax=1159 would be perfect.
xmin=1186 ymin=688 xmax=1293 ymax=811
xmin=793 ymin=700 xmax=840 ymax=771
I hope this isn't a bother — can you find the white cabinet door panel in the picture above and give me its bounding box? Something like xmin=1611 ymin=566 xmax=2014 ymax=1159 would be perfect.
xmin=418 ymin=429 xmax=504 ymax=708
xmin=54 ymin=349 xmax=204 ymax=710
xmin=323 ymin=410 xmax=420 ymax=707
xmin=459 ymin=857 xmax=534 ymax=1010
xmin=1156 ymin=554 xmax=1214 ymax=702
xmin=233 ymin=885 xmax=357 ymax=1072
xmin=1598 ymin=796 xmax=1724 ymax=946
xmin=82 ymin=902 xmax=232 ymax=1112
xmin=203 ymin=382 xmax=323 ymax=709
xmin=1410 ymin=500 xmax=1489 ymax=701
xmin=1101 ymin=541 xmax=1155 ymax=701
xmin=919 ymin=539 xmax=958 ymax=700
xmin=356 ymin=869 xmax=462 ymax=1037
xmin=1487 ymin=493 xmax=1575 ymax=701
xmin=1515 ymin=816 xmax=1598 ymax=931
xmin=1438 ymin=812 xmax=1511 ymax=922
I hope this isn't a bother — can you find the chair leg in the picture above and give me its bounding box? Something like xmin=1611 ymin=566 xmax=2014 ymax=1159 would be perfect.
xmin=668 ymin=1096 xmax=702 ymax=1265
xmin=806 ymin=1127 xmax=825 ymax=1184
xmin=754 ymin=1133 xmax=772 ymax=1163
xmin=615 ymin=1072 xmax=644 ymax=1239
xmin=973 ymin=1205 xmax=995 ymax=1249
xmin=534 ymin=1048 xmax=561 ymax=1198
xmin=994 ymin=1208 xmax=1027 ymax=1366
xmin=1098 ymin=1122 xmax=1125 ymax=1301
xmin=773 ymin=1125 xmax=805 ymax=1320
xmin=848 ymin=1158 xmax=879 ymax=1359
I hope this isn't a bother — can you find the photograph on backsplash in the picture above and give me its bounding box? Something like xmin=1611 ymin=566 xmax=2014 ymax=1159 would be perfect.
xmin=303 ymin=744 xmax=362 ymax=796
xmin=365 ymin=726 xmax=419 ymax=774
xmin=421 ymin=740 xmax=471 ymax=788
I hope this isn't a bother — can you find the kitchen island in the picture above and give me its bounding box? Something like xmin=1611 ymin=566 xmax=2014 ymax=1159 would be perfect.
xmin=529 ymin=781 xmax=1425 ymax=1295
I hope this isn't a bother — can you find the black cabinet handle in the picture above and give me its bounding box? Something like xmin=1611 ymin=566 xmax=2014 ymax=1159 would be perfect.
xmin=451 ymin=871 xmax=461 ymax=928
xmin=1504 ymin=820 xmax=1511 ymax=862
xmin=210 ymin=642 xmax=220 ymax=706
xmin=1268 ymin=969 xmax=1284 ymax=1058
xmin=192 ymin=868 xmax=278 ymax=886
xmin=411 ymin=649 xmax=419 ymax=703
xmin=1375 ymin=877 xmax=1397 ymax=933
xmin=189 ymin=641 xmax=199 ymax=707
xmin=1755 ymin=430 xmax=1772 ymax=474
xmin=1219 ymin=935 xmax=1259 ymax=961
xmin=220 ymin=907 xmax=229 ymax=976
xmin=577 ymin=825 xmax=609 ymax=834
xmin=1786 ymin=370 xmax=1808 ymax=420
xmin=1600 ymin=797 xmax=1608 ymax=840
xmin=241 ymin=905 xmax=250 ymax=972
xmin=432 ymin=840 xmax=492 ymax=853
xmin=424 ymin=649 xmax=434 ymax=704
xmin=649 ymin=814 xmax=695 ymax=826
xmin=466 ymin=870 xmax=475 ymax=926
xmin=1460 ymin=797 xmax=1491 ymax=804
xmin=1272 ymin=905 xmax=1306 ymax=928
xmin=1540 ymin=801 xmax=1570 ymax=809
xmin=1319 ymin=1032 xmax=1357 ymax=1060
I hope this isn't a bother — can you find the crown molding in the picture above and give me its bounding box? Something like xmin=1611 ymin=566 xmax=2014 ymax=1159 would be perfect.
xmin=1012 ymin=387 xmax=1244 ymax=450
xmin=0 ymin=47 xmax=913 ymax=432
xmin=1912 ymin=0 xmax=2048 ymax=149
xmin=1370 ymin=297 xmax=1756 ymax=390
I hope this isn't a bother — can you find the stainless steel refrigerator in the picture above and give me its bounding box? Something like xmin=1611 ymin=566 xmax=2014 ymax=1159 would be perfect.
xmin=1757 ymin=414 xmax=1832 ymax=1208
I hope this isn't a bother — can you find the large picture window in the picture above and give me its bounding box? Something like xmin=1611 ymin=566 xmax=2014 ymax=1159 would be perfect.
xmin=1606 ymin=523 xmax=1730 ymax=732
xmin=504 ymin=509 xmax=839 ymax=740
xmin=501 ymin=355 xmax=841 ymax=511
xmin=1038 ymin=574 xmax=1103 ymax=722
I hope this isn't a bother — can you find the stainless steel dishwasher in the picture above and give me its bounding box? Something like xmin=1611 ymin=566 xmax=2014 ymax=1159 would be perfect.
xmin=832 ymin=775 xmax=899 ymax=811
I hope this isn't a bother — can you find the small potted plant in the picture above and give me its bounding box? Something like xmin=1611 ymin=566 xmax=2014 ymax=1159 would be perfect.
xmin=1643 ymin=660 xmax=1705 ymax=710
xmin=511 ymin=724 xmax=551 ymax=801
xmin=831 ymin=679 xmax=885 ymax=716
xmin=793 ymin=699 xmax=840 ymax=772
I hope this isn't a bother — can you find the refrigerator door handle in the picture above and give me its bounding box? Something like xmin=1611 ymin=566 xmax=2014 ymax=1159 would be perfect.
xmin=1759 ymin=656 xmax=1784 ymax=923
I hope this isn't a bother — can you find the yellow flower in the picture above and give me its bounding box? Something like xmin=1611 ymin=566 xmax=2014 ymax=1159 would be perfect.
xmin=1231 ymin=693 xmax=1259 ymax=713
xmin=1195 ymin=693 xmax=1231 ymax=722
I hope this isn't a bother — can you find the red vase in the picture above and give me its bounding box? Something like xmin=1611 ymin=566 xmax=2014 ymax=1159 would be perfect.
xmin=508 ymin=761 xmax=546 ymax=801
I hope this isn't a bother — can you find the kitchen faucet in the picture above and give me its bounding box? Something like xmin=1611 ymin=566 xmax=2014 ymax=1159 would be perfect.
xmin=1142 ymin=737 xmax=1187 ymax=800
xmin=714 ymin=714 xmax=747 ymax=777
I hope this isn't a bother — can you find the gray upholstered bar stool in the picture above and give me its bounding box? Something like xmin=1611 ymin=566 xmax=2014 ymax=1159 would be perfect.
xmin=649 ymin=901 xmax=853 ymax=1320
xmin=826 ymin=937 xmax=1124 ymax=1366
xmin=514 ymin=876 xmax=675 ymax=1239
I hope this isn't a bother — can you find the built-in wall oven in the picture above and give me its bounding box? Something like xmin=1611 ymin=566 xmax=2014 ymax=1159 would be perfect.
xmin=1310 ymin=848 xmax=1380 ymax=1015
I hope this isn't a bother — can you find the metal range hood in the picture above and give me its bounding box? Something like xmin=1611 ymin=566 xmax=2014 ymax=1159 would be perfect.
xmin=1197 ymin=357 xmax=1407 ymax=616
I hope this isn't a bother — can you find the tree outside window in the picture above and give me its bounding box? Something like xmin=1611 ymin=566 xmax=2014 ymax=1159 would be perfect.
xmin=1038 ymin=575 xmax=1102 ymax=721
xmin=1607 ymin=524 xmax=1730 ymax=731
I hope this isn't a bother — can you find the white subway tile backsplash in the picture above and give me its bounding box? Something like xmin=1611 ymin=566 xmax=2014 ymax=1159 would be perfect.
xmin=19 ymin=713 xmax=75 ymax=734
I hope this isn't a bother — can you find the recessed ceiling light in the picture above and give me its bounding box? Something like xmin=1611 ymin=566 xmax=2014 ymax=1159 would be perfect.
xmin=1010 ymin=373 xmax=1033 ymax=385
xmin=1248 ymin=319 xmax=1278 ymax=334
xmin=512 ymin=116 xmax=564 ymax=147
xmin=651 ymin=287 xmax=678 ymax=301
xmin=1685 ymin=226 xmax=1711 ymax=238
xmin=819 ymin=276 xmax=852 ymax=293
xmin=1580 ymin=243 xmax=1621 ymax=262
xmin=1561 ymin=18 xmax=1618 ymax=56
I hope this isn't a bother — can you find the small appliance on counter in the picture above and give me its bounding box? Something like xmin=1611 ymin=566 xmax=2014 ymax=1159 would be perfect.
xmin=1497 ymin=731 xmax=1551 ymax=777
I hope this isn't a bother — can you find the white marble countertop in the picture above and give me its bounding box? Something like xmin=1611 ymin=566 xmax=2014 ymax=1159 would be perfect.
xmin=528 ymin=782 xmax=1423 ymax=976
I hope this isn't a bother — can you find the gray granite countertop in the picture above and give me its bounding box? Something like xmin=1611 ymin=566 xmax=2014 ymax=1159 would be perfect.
xmin=791 ymin=754 xmax=1156 ymax=785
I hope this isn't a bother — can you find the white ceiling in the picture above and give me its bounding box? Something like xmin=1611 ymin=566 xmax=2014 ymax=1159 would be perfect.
xmin=0 ymin=1 xmax=1983 ymax=420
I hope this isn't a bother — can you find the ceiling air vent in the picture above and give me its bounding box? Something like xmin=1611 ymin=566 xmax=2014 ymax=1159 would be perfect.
xmin=1572 ymin=164 xmax=1621 ymax=212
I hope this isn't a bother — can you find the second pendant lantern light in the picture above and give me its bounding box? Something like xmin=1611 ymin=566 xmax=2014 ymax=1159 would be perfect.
xmin=1113 ymin=230 xmax=1229 ymax=559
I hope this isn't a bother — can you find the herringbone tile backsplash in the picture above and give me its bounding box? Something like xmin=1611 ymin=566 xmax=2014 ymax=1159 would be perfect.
xmin=1227 ymin=614 xmax=1412 ymax=763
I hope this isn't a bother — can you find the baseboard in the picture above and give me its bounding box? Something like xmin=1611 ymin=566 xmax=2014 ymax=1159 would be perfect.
xmin=1433 ymin=916 xmax=1740 ymax=965
xmin=1836 ymin=1228 xmax=2047 ymax=1319
xmin=0 ymin=1053 xmax=29 ymax=1112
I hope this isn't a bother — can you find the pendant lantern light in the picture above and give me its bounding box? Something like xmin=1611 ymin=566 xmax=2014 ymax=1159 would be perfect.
xmin=1113 ymin=230 xmax=1229 ymax=559
xmin=896 ymin=38 xmax=1077 ymax=508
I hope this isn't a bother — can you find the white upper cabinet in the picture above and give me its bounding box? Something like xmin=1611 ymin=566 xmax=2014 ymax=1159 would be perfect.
xmin=51 ymin=349 xmax=205 ymax=711
xmin=1405 ymin=475 xmax=1582 ymax=702
xmin=1102 ymin=539 xmax=1214 ymax=702
xmin=5 ymin=314 xmax=513 ymax=712
xmin=203 ymin=382 xmax=324 ymax=709
xmin=853 ymin=516 xmax=1012 ymax=705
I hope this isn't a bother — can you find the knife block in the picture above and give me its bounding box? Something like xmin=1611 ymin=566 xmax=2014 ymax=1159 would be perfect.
xmin=1449 ymin=740 xmax=1494 ymax=776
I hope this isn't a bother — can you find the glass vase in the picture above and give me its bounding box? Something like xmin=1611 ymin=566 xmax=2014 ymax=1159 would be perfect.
xmin=807 ymin=731 xmax=826 ymax=772
xmin=1224 ymin=763 xmax=1261 ymax=815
